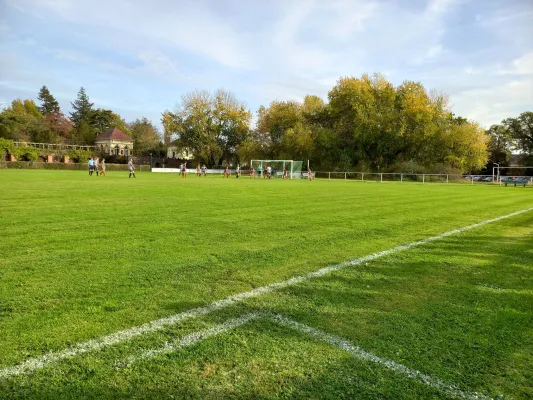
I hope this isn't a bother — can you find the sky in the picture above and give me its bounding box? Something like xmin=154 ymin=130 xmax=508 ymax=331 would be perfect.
xmin=0 ymin=0 xmax=532 ymax=130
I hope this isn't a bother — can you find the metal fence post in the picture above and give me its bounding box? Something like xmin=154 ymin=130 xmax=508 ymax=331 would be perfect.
xmin=361 ymin=173 xmax=364 ymax=182
xmin=446 ymin=174 xmax=449 ymax=184
xmin=471 ymin=176 xmax=474 ymax=184
xmin=345 ymin=172 xmax=347 ymax=180
xmin=329 ymin=172 xmax=331 ymax=180
xmin=422 ymin=174 xmax=425 ymax=184
xmin=380 ymin=173 xmax=383 ymax=183
xmin=401 ymin=174 xmax=403 ymax=183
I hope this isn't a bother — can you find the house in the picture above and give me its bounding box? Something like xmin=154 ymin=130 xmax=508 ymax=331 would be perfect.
xmin=94 ymin=128 xmax=134 ymax=157
xmin=167 ymin=140 xmax=193 ymax=160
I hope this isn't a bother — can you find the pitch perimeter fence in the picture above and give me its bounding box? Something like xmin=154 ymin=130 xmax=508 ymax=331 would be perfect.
xmin=151 ymin=168 xmax=533 ymax=185
xmin=315 ymin=171 xmax=533 ymax=185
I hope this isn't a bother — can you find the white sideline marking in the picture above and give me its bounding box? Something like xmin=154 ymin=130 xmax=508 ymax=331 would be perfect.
xmin=270 ymin=314 xmax=493 ymax=400
xmin=117 ymin=312 xmax=262 ymax=368
xmin=1 ymin=207 xmax=531 ymax=379
xmin=120 ymin=312 xmax=492 ymax=400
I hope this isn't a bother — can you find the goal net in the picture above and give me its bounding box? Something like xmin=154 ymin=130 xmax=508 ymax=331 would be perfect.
xmin=250 ymin=160 xmax=303 ymax=178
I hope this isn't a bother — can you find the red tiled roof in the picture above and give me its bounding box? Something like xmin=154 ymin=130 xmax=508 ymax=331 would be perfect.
xmin=95 ymin=128 xmax=133 ymax=142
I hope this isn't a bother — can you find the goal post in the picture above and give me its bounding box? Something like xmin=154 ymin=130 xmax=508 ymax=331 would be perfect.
xmin=250 ymin=160 xmax=303 ymax=179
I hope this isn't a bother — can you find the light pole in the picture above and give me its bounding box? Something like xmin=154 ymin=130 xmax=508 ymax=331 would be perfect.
xmin=149 ymin=153 xmax=152 ymax=171
xmin=493 ymin=163 xmax=500 ymax=184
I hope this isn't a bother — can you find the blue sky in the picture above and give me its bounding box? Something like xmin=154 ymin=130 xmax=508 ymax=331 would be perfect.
xmin=1 ymin=0 xmax=532 ymax=130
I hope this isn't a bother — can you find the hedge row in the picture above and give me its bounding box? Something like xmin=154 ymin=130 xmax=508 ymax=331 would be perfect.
xmin=0 ymin=161 xmax=150 ymax=171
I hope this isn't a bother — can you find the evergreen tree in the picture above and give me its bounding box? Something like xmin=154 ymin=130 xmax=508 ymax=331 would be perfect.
xmin=37 ymin=85 xmax=60 ymax=115
xmin=70 ymin=87 xmax=94 ymax=125
xmin=72 ymin=120 xmax=95 ymax=145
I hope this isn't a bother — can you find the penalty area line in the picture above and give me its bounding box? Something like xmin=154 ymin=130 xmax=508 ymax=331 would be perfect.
xmin=0 ymin=207 xmax=531 ymax=380
xmin=119 ymin=312 xmax=493 ymax=400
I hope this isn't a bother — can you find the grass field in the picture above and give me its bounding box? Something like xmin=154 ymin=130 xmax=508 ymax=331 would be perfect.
xmin=0 ymin=169 xmax=532 ymax=399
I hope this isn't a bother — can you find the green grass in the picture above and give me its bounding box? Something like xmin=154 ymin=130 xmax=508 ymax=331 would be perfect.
xmin=0 ymin=169 xmax=532 ymax=399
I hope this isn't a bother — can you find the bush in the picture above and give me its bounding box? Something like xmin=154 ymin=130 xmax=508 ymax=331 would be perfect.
xmin=15 ymin=147 xmax=39 ymax=161
xmin=0 ymin=138 xmax=40 ymax=161
xmin=428 ymin=163 xmax=463 ymax=175
xmin=103 ymin=155 xmax=128 ymax=164
xmin=389 ymin=161 xmax=428 ymax=174
xmin=68 ymin=149 xmax=95 ymax=163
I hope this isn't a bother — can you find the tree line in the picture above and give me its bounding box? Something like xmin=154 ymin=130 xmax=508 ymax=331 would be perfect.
xmin=1 ymin=74 xmax=531 ymax=173
xmin=163 ymin=74 xmax=531 ymax=174
xmin=0 ymin=86 xmax=162 ymax=156
xmin=485 ymin=112 xmax=533 ymax=172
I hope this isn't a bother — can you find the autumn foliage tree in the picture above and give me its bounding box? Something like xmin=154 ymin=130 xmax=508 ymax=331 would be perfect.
xmin=249 ymin=73 xmax=488 ymax=173
xmin=163 ymin=89 xmax=251 ymax=166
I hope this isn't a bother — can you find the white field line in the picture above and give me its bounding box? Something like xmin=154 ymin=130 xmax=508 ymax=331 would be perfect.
xmin=117 ymin=312 xmax=263 ymax=368
xmin=1 ymin=207 xmax=531 ymax=380
xmin=119 ymin=312 xmax=492 ymax=400
xmin=270 ymin=314 xmax=493 ymax=400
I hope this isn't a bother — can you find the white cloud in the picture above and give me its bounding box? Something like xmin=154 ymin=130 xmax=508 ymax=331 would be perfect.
xmin=6 ymin=1 xmax=26 ymax=13
xmin=136 ymin=50 xmax=179 ymax=79
xmin=476 ymin=9 xmax=533 ymax=27
xmin=15 ymin=0 xmax=251 ymax=69
xmin=427 ymin=45 xmax=444 ymax=59
xmin=452 ymin=77 xmax=533 ymax=126
xmin=494 ymin=52 xmax=533 ymax=76
xmin=511 ymin=52 xmax=533 ymax=75
xmin=427 ymin=0 xmax=462 ymax=14
xmin=51 ymin=49 xmax=90 ymax=63
xmin=19 ymin=37 xmax=37 ymax=46
xmin=322 ymin=0 xmax=377 ymax=39
xmin=1 ymin=0 xmax=532 ymax=129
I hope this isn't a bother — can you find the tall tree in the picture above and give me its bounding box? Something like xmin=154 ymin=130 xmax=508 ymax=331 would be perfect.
xmin=328 ymin=74 xmax=400 ymax=170
xmin=163 ymin=89 xmax=251 ymax=165
xmin=0 ymin=99 xmax=55 ymax=142
xmin=256 ymin=101 xmax=302 ymax=158
xmin=37 ymin=86 xmax=60 ymax=115
xmin=395 ymin=81 xmax=440 ymax=164
xmin=90 ymin=108 xmax=115 ymax=132
xmin=70 ymin=87 xmax=94 ymax=125
xmin=503 ymin=111 xmax=533 ymax=155
xmin=89 ymin=109 xmax=131 ymax=137
xmin=129 ymin=117 xmax=161 ymax=154
xmin=45 ymin=112 xmax=74 ymax=141
xmin=161 ymin=111 xmax=176 ymax=145
xmin=436 ymin=121 xmax=488 ymax=172
xmin=72 ymin=120 xmax=95 ymax=145
xmin=486 ymin=124 xmax=513 ymax=167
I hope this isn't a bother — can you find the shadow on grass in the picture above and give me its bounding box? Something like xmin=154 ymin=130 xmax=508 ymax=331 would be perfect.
xmin=1 ymin=221 xmax=532 ymax=399
xmin=257 ymin=226 xmax=533 ymax=398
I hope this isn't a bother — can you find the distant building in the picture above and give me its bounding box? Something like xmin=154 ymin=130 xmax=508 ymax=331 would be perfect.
xmin=167 ymin=140 xmax=193 ymax=160
xmin=95 ymin=128 xmax=134 ymax=157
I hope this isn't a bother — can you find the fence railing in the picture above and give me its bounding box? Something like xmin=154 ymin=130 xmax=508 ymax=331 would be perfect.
xmin=12 ymin=142 xmax=98 ymax=151
xmin=315 ymin=171 xmax=533 ymax=185
xmin=150 ymin=167 xmax=533 ymax=185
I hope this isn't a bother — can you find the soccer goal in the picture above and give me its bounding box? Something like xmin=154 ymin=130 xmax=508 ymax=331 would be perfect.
xmin=250 ymin=160 xmax=304 ymax=179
